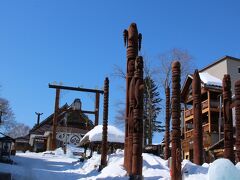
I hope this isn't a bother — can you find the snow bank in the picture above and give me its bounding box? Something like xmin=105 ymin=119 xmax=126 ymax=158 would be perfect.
xmin=80 ymin=125 xmax=124 ymax=145
xmin=182 ymin=160 xmax=208 ymax=180
xmin=1 ymin=146 xmax=240 ymax=180
xmin=208 ymin=158 xmax=240 ymax=180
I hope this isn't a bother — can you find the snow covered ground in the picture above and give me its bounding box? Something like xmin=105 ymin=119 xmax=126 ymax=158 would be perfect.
xmin=0 ymin=146 xmax=240 ymax=180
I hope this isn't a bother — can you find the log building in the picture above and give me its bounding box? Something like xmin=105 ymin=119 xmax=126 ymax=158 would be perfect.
xmin=181 ymin=56 xmax=240 ymax=162
xmin=15 ymin=99 xmax=94 ymax=152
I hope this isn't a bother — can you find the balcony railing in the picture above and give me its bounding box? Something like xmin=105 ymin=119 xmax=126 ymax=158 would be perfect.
xmin=184 ymin=100 xmax=220 ymax=119
xmin=185 ymin=123 xmax=210 ymax=138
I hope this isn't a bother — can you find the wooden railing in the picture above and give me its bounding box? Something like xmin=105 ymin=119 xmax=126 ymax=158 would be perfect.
xmin=184 ymin=100 xmax=219 ymax=118
xmin=185 ymin=129 xmax=193 ymax=138
xmin=185 ymin=123 xmax=210 ymax=138
xmin=203 ymin=123 xmax=209 ymax=132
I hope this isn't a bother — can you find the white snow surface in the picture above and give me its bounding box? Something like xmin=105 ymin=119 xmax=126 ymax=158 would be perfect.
xmin=199 ymin=72 xmax=222 ymax=87
xmin=80 ymin=125 xmax=124 ymax=144
xmin=1 ymin=146 xmax=240 ymax=180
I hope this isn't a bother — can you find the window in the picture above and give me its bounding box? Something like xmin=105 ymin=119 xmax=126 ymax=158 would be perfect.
xmin=238 ymin=67 xmax=240 ymax=73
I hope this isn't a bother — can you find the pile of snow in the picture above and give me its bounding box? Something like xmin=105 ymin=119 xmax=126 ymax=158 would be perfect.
xmin=199 ymin=72 xmax=222 ymax=87
xmin=208 ymin=159 xmax=240 ymax=180
xmin=80 ymin=125 xmax=124 ymax=145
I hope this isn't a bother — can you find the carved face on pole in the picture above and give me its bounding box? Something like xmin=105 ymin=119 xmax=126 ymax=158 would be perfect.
xmin=128 ymin=59 xmax=135 ymax=77
xmin=135 ymin=56 xmax=143 ymax=76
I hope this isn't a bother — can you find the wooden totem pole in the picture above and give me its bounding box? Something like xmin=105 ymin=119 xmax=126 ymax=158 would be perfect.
xmin=222 ymin=74 xmax=235 ymax=163
xmin=235 ymin=80 xmax=240 ymax=163
xmin=164 ymin=85 xmax=170 ymax=160
xmin=123 ymin=23 xmax=142 ymax=174
xmin=171 ymin=61 xmax=182 ymax=180
xmin=192 ymin=70 xmax=203 ymax=165
xmin=131 ymin=56 xmax=144 ymax=179
xmin=99 ymin=77 xmax=109 ymax=171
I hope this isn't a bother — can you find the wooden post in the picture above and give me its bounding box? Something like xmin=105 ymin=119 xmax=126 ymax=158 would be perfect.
xmin=99 ymin=77 xmax=109 ymax=171
xmin=192 ymin=70 xmax=203 ymax=165
xmin=51 ymin=88 xmax=60 ymax=150
xmin=164 ymin=86 xmax=170 ymax=160
xmin=171 ymin=61 xmax=182 ymax=180
xmin=131 ymin=56 xmax=144 ymax=179
xmin=222 ymin=74 xmax=235 ymax=163
xmin=95 ymin=92 xmax=100 ymax=126
xmin=235 ymin=80 xmax=240 ymax=163
xmin=123 ymin=22 xmax=142 ymax=174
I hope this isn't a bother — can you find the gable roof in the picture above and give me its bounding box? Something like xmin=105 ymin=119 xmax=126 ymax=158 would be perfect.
xmin=199 ymin=55 xmax=240 ymax=72
xmin=181 ymin=72 xmax=222 ymax=100
xmin=30 ymin=102 xmax=94 ymax=135
xmin=30 ymin=103 xmax=69 ymax=133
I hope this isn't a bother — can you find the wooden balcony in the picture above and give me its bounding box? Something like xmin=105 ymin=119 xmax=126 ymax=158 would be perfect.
xmin=184 ymin=100 xmax=220 ymax=121
xmin=185 ymin=123 xmax=210 ymax=139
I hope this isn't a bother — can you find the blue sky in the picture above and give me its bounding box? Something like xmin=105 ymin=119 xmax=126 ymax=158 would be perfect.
xmin=0 ymin=0 xmax=240 ymax=143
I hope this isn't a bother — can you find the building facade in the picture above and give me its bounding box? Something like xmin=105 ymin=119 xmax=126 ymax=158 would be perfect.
xmin=181 ymin=56 xmax=240 ymax=162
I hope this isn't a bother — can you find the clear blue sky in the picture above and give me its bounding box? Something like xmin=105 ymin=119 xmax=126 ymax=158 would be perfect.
xmin=0 ymin=0 xmax=240 ymax=143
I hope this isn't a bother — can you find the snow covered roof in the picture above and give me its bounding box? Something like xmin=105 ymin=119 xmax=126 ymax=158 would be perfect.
xmin=199 ymin=72 xmax=222 ymax=87
xmin=80 ymin=125 xmax=124 ymax=145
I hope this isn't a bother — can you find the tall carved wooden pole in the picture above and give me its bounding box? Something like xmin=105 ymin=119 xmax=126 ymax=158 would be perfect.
xmin=123 ymin=23 xmax=142 ymax=173
xmin=171 ymin=61 xmax=182 ymax=180
xmin=131 ymin=56 xmax=144 ymax=179
xmin=222 ymin=74 xmax=235 ymax=163
xmin=51 ymin=88 xmax=60 ymax=150
xmin=99 ymin=77 xmax=109 ymax=171
xmin=192 ymin=70 xmax=203 ymax=165
xmin=235 ymin=80 xmax=240 ymax=163
xmin=164 ymin=86 xmax=170 ymax=160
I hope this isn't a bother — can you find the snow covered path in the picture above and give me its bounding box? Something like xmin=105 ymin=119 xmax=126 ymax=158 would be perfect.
xmin=1 ymin=152 xmax=82 ymax=180
xmin=1 ymin=148 xmax=240 ymax=180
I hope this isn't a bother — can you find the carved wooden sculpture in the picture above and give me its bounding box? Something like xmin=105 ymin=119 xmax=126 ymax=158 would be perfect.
xmin=235 ymin=80 xmax=240 ymax=163
xmin=131 ymin=56 xmax=144 ymax=179
xmin=164 ymin=86 xmax=170 ymax=160
xmin=222 ymin=74 xmax=235 ymax=163
xmin=192 ymin=70 xmax=203 ymax=165
xmin=99 ymin=77 xmax=109 ymax=171
xmin=171 ymin=61 xmax=182 ymax=180
xmin=123 ymin=23 xmax=142 ymax=174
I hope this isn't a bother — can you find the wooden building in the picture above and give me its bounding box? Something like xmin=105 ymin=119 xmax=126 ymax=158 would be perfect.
xmin=29 ymin=99 xmax=94 ymax=152
xmin=181 ymin=72 xmax=223 ymax=161
xmin=181 ymin=56 xmax=240 ymax=162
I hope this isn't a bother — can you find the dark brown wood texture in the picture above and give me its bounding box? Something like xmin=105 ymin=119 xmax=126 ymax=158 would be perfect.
xmin=164 ymin=86 xmax=170 ymax=160
xmin=123 ymin=23 xmax=141 ymax=174
xmin=51 ymin=88 xmax=60 ymax=150
xmin=131 ymin=56 xmax=144 ymax=178
xmin=235 ymin=80 xmax=240 ymax=163
xmin=192 ymin=70 xmax=203 ymax=165
xmin=222 ymin=74 xmax=235 ymax=163
xmin=171 ymin=61 xmax=182 ymax=180
xmin=100 ymin=77 xmax=109 ymax=170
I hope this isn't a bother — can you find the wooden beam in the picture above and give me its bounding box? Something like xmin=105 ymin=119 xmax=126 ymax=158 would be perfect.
xmin=49 ymin=84 xmax=104 ymax=94
xmin=81 ymin=110 xmax=96 ymax=114
xmin=208 ymin=91 xmax=211 ymax=133
xmin=51 ymin=88 xmax=60 ymax=150
xmin=95 ymin=93 xmax=100 ymax=126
